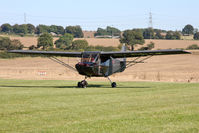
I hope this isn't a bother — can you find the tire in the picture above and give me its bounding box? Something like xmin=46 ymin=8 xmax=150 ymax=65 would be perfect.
xmin=81 ymin=80 xmax=88 ymax=88
xmin=111 ymin=82 xmax=117 ymax=88
xmin=77 ymin=82 xmax=82 ymax=88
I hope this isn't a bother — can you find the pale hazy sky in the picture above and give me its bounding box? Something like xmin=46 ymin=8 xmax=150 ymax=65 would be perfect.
xmin=0 ymin=0 xmax=199 ymax=31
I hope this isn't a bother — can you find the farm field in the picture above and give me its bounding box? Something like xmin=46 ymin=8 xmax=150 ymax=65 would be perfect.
xmin=0 ymin=79 xmax=199 ymax=133
xmin=0 ymin=35 xmax=199 ymax=82
xmin=0 ymin=53 xmax=199 ymax=82
xmin=1 ymin=35 xmax=199 ymax=50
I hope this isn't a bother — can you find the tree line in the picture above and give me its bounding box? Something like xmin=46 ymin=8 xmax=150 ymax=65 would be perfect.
xmin=94 ymin=24 xmax=199 ymax=40
xmin=1 ymin=23 xmax=199 ymax=55
xmin=0 ymin=23 xmax=83 ymax=38
xmin=1 ymin=23 xmax=199 ymax=40
xmin=34 ymin=33 xmax=119 ymax=51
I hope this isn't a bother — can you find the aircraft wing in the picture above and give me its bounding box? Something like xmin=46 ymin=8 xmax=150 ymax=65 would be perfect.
xmin=8 ymin=49 xmax=190 ymax=58
xmin=8 ymin=50 xmax=82 ymax=57
xmin=101 ymin=49 xmax=190 ymax=58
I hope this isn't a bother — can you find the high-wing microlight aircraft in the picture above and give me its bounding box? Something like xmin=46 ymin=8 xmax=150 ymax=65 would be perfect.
xmin=9 ymin=45 xmax=190 ymax=88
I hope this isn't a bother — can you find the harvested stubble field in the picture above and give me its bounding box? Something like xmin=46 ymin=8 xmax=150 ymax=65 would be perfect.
xmin=0 ymin=79 xmax=199 ymax=132
xmin=0 ymin=36 xmax=199 ymax=82
xmin=0 ymin=53 xmax=199 ymax=82
xmin=6 ymin=36 xmax=199 ymax=49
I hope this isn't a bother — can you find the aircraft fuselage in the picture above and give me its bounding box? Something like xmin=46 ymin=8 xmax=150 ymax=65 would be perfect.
xmin=75 ymin=52 xmax=126 ymax=77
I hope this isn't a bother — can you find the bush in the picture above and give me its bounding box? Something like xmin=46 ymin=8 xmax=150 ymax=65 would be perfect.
xmin=186 ymin=44 xmax=199 ymax=50
xmin=37 ymin=33 xmax=53 ymax=50
xmin=71 ymin=40 xmax=88 ymax=50
xmin=65 ymin=26 xmax=83 ymax=38
xmin=0 ymin=36 xmax=24 ymax=50
xmin=194 ymin=32 xmax=199 ymax=40
xmin=29 ymin=45 xmax=37 ymax=50
xmin=0 ymin=51 xmax=25 ymax=58
xmin=55 ymin=33 xmax=73 ymax=49
xmin=138 ymin=42 xmax=155 ymax=50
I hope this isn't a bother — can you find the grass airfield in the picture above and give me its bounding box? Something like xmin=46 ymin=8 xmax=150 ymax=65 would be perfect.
xmin=0 ymin=79 xmax=199 ymax=133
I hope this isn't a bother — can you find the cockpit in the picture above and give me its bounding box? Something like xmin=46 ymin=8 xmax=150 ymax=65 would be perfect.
xmin=81 ymin=52 xmax=100 ymax=63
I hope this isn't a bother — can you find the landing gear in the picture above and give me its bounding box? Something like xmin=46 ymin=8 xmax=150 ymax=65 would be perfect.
xmin=107 ymin=77 xmax=117 ymax=88
xmin=77 ymin=77 xmax=88 ymax=88
xmin=111 ymin=82 xmax=117 ymax=88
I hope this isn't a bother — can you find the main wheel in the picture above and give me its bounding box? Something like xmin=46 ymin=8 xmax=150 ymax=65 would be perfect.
xmin=111 ymin=82 xmax=117 ymax=88
xmin=77 ymin=82 xmax=82 ymax=88
xmin=81 ymin=80 xmax=88 ymax=88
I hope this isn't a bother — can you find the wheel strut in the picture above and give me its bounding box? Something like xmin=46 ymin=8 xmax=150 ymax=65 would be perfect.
xmin=107 ymin=77 xmax=117 ymax=88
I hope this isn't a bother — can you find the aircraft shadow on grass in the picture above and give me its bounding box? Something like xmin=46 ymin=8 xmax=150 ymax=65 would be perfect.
xmin=0 ymin=85 xmax=150 ymax=89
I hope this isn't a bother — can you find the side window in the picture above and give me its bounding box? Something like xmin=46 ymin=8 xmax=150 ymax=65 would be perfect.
xmin=101 ymin=59 xmax=109 ymax=66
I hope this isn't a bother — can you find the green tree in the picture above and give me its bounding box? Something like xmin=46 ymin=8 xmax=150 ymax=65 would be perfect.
xmin=49 ymin=25 xmax=65 ymax=35
xmin=166 ymin=31 xmax=181 ymax=40
xmin=27 ymin=24 xmax=36 ymax=34
xmin=106 ymin=26 xmax=121 ymax=36
xmin=173 ymin=31 xmax=181 ymax=40
xmin=120 ymin=30 xmax=145 ymax=50
xmin=147 ymin=41 xmax=155 ymax=50
xmin=65 ymin=26 xmax=83 ymax=38
xmin=36 ymin=25 xmax=50 ymax=34
xmin=194 ymin=32 xmax=199 ymax=40
xmin=29 ymin=45 xmax=37 ymax=50
xmin=155 ymin=30 xmax=164 ymax=39
xmin=138 ymin=41 xmax=155 ymax=50
xmin=94 ymin=28 xmax=109 ymax=36
xmin=57 ymin=26 xmax=65 ymax=35
xmin=13 ymin=24 xmax=20 ymax=33
xmin=55 ymin=33 xmax=73 ymax=49
xmin=143 ymin=28 xmax=155 ymax=39
xmin=94 ymin=26 xmax=121 ymax=37
xmin=37 ymin=33 xmax=53 ymax=50
xmin=182 ymin=24 xmax=194 ymax=35
xmin=165 ymin=31 xmax=173 ymax=40
xmin=13 ymin=24 xmax=28 ymax=34
xmin=0 ymin=37 xmax=23 ymax=50
xmin=1 ymin=23 xmax=12 ymax=33
xmin=10 ymin=39 xmax=24 ymax=50
xmin=0 ymin=37 xmax=10 ymax=50
xmin=71 ymin=40 xmax=88 ymax=50
xmin=49 ymin=25 xmax=58 ymax=34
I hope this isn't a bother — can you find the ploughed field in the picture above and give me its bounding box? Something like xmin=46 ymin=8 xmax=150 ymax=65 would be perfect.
xmin=0 ymin=79 xmax=198 ymax=132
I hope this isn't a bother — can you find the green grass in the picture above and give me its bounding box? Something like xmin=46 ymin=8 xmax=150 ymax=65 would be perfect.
xmin=0 ymin=79 xmax=199 ymax=133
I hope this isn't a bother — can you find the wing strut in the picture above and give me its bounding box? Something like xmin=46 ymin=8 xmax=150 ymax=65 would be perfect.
xmin=126 ymin=56 xmax=153 ymax=69
xmin=49 ymin=57 xmax=77 ymax=72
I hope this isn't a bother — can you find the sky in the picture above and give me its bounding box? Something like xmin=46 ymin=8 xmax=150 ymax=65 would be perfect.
xmin=0 ymin=0 xmax=199 ymax=31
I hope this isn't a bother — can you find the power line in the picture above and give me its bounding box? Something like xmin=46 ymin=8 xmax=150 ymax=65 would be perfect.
xmin=24 ymin=13 xmax=26 ymax=23
xmin=149 ymin=11 xmax=153 ymax=29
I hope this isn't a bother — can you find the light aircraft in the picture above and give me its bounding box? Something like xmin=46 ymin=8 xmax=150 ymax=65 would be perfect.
xmin=9 ymin=45 xmax=190 ymax=88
